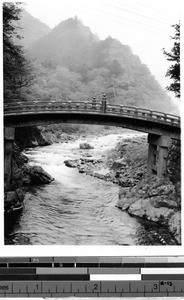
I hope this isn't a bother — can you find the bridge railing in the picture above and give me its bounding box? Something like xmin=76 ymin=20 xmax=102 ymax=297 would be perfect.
xmin=102 ymin=104 xmax=180 ymax=126
xmin=4 ymin=100 xmax=180 ymax=127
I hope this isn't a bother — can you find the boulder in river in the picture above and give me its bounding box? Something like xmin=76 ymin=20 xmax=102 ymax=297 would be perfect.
xmin=4 ymin=188 xmax=25 ymax=214
xmin=128 ymin=198 xmax=174 ymax=223
xmin=112 ymin=158 xmax=127 ymax=169
xmin=82 ymin=153 xmax=93 ymax=157
xmin=79 ymin=142 xmax=94 ymax=149
xmin=23 ymin=166 xmax=54 ymax=185
xmin=64 ymin=159 xmax=80 ymax=168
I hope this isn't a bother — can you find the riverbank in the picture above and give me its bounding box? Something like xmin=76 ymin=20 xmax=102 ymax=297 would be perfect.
xmin=5 ymin=125 xmax=181 ymax=244
xmin=4 ymin=125 xmax=119 ymax=214
xmin=4 ymin=146 xmax=54 ymax=215
xmin=5 ymin=130 xmax=179 ymax=246
xmin=63 ymin=133 xmax=181 ymax=244
xmin=4 ymin=126 xmax=55 ymax=215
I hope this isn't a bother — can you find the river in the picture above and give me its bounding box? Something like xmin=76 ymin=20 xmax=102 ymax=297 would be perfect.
xmin=5 ymin=131 xmax=177 ymax=245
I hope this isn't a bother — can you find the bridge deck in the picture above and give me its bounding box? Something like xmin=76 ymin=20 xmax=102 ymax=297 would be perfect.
xmin=4 ymin=101 xmax=180 ymax=139
xmin=4 ymin=101 xmax=180 ymax=125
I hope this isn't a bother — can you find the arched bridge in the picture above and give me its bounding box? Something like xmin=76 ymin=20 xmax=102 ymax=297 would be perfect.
xmin=4 ymin=99 xmax=180 ymax=140
xmin=4 ymin=97 xmax=181 ymax=184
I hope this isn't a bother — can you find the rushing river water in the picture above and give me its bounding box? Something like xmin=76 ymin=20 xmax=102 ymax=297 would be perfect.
xmin=5 ymin=131 xmax=177 ymax=245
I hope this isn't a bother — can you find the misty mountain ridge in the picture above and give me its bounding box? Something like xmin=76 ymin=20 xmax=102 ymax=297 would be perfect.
xmin=29 ymin=16 xmax=100 ymax=71
xmin=18 ymin=13 xmax=177 ymax=114
xmin=14 ymin=8 xmax=51 ymax=48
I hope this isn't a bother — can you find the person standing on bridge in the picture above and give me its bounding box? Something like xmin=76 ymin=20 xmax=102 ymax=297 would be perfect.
xmin=92 ymin=96 xmax=97 ymax=109
xmin=102 ymin=94 xmax=107 ymax=113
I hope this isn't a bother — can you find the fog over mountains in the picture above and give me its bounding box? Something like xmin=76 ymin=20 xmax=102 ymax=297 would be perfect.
xmin=16 ymin=9 xmax=51 ymax=47
xmin=17 ymin=9 xmax=178 ymax=114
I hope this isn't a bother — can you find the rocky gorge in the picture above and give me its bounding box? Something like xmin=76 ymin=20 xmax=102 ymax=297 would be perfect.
xmin=4 ymin=125 xmax=181 ymax=244
xmin=63 ymin=134 xmax=181 ymax=244
xmin=4 ymin=127 xmax=54 ymax=214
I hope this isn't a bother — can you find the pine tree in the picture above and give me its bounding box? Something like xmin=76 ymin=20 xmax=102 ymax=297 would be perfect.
xmin=3 ymin=2 xmax=33 ymax=102
xmin=163 ymin=22 xmax=180 ymax=98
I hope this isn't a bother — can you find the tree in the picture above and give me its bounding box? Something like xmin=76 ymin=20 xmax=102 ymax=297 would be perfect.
xmin=3 ymin=2 xmax=33 ymax=102
xmin=163 ymin=22 xmax=180 ymax=98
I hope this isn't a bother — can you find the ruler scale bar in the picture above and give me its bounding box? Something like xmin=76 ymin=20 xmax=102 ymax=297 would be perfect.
xmin=0 ymin=257 xmax=184 ymax=297
xmin=0 ymin=281 xmax=184 ymax=295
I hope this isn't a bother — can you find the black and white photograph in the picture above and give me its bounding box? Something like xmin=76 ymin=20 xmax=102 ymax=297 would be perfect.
xmin=4 ymin=0 xmax=181 ymax=246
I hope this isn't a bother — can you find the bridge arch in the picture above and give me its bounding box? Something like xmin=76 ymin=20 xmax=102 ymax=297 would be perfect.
xmin=4 ymin=99 xmax=180 ymax=138
xmin=4 ymin=99 xmax=181 ymax=188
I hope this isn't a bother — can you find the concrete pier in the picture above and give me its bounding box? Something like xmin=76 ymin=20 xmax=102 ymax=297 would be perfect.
xmin=147 ymin=133 xmax=172 ymax=178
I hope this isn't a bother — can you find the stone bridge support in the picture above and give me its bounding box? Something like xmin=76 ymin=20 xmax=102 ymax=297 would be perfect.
xmin=4 ymin=127 xmax=15 ymax=191
xmin=147 ymin=133 xmax=172 ymax=178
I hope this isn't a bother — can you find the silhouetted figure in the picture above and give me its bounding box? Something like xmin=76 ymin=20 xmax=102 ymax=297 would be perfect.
xmin=102 ymin=94 xmax=107 ymax=113
xmin=92 ymin=96 xmax=96 ymax=109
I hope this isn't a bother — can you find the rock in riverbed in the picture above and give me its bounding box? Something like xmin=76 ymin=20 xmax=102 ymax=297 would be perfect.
xmin=23 ymin=166 xmax=54 ymax=185
xmin=79 ymin=142 xmax=94 ymax=149
xmin=64 ymin=159 xmax=80 ymax=168
xmin=4 ymin=188 xmax=25 ymax=214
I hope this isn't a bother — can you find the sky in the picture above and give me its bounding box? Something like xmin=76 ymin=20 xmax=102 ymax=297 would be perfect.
xmin=23 ymin=0 xmax=181 ymax=105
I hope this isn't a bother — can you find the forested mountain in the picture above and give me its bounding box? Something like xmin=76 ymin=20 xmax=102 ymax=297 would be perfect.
xmin=18 ymin=14 xmax=177 ymax=114
xmin=30 ymin=17 xmax=99 ymax=70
